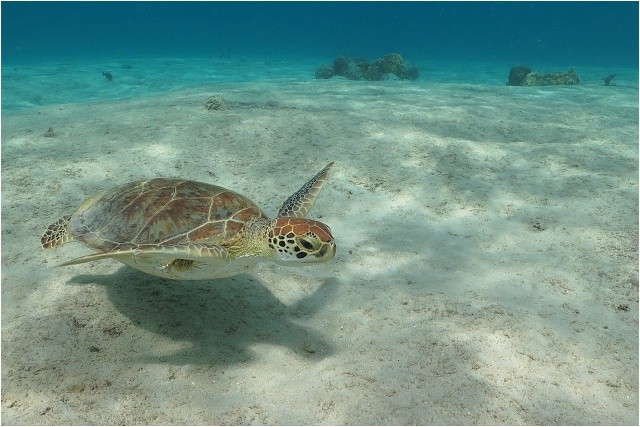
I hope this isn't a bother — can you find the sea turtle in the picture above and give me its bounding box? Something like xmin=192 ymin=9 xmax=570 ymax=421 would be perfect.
xmin=41 ymin=163 xmax=336 ymax=280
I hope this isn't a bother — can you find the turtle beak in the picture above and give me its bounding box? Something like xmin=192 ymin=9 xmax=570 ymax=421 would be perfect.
xmin=321 ymin=241 xmax=336 ymax=260
xmin=296 ymin=240 xmax=335 ymax=263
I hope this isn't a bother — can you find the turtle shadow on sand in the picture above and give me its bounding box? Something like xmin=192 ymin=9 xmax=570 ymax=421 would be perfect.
xmin=69 ymin=268 xmax=337 ymax=366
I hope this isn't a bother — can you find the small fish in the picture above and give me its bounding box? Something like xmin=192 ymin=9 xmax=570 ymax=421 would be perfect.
xmin=102 ymin=71 xmax=113 ymax=81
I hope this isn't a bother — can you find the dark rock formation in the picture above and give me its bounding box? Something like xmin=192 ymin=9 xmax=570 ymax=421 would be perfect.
xmin=401 ymin=66 xmax=420 ymax=80
xmin=333 ymin=56 xmax=368 ymax=80
xmin=316 ymin=53 xmax=418 ymax=81
xmin=524 ymin=68 xmax=580 ymax=86
xmin=508 ymin=67 xmax=580 ymax=86
xmin=507 ymin=66 xmax=531 ymax=86
xmin=315 ymin=65 xmax=334 ymax=79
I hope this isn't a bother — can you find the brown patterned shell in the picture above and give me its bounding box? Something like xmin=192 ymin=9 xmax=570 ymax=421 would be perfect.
xmin=68 ymin=178 xmax=268 ymax=251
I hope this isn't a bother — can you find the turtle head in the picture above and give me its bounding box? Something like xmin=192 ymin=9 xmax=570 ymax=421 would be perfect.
xmin=268 ymin=218 xmax=336 ymax=264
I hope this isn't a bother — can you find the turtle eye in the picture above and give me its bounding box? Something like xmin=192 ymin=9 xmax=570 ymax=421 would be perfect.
xmin=298 ymin=237 xmax=315 ymax=251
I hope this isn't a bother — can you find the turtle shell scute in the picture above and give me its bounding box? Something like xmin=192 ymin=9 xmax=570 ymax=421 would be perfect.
xmin=69 ymin=178 xmax=267 ymax=251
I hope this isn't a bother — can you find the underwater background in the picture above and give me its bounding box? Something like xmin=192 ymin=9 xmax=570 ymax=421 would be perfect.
xmin=3 ymin=1 xmax=639 ymax=66
xmin=3 ymin=1 xmax=638 ymax=111
xmin=2 ymin=2 xmax=639 ymax=425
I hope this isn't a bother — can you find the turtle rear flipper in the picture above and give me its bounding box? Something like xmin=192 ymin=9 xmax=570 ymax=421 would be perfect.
xmin=42 ymin=215 xmax=73 ymax=249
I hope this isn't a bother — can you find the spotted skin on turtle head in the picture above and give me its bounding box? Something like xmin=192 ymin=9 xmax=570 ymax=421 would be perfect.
xmin=268 ymin=218 xmax=335 ymax=263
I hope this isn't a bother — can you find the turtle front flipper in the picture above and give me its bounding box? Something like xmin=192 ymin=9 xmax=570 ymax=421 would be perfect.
xmin=278 ymin=162 xmax=334 ymax=218
xmin=42 ymin=215 xmax=74 ymax=249
xmin=56 ymin=243 xmax=249 ymax=280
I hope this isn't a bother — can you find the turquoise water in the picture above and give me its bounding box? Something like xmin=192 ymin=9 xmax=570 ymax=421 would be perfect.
xmin=2 ymin=2 xmax=638 ymax=112
xmin=3 ymin=55 xmax=638 ymax=113
xmin=3 ymin=2 xmax=638 ymax=66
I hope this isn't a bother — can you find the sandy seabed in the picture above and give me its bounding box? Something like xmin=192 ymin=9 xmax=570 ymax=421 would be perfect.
xmin=1 ymin=60 xmax=638 ymax=425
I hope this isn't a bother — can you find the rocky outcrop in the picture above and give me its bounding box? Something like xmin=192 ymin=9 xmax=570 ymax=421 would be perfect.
xmin=316 ymin=54 xmax=419 ymax=81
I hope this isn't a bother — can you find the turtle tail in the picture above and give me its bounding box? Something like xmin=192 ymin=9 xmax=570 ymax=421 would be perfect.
xmin=41 ymin=215 xmax=73 ymax=249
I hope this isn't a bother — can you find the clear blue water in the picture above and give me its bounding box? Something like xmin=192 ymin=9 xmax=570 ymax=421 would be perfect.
xmin=3 ymin=1 xmax=638 ymax=66
xmin=2 ymin=1 xmax=638 ymax=111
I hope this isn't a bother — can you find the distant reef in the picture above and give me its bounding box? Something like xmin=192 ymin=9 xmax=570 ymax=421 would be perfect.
xmin=507 ymin=66 xmax=580 ymax=86
xmin=316 ymin=53 xmax=419 ymax=81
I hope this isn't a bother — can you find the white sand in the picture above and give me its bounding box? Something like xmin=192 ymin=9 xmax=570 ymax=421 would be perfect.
xmin=1 ymin=58 xmax=638 ymax=425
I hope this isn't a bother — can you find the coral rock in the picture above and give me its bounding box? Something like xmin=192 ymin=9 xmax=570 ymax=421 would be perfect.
xmin=316 ymin=53 xmax=418 ymax=81
xmin=315 ymin=65 xmax=334 ymax=79
xmin=524 ymin=68 xmax=580 ymax=86
xmin=507 ymin=66 xmax=532 ymax=86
